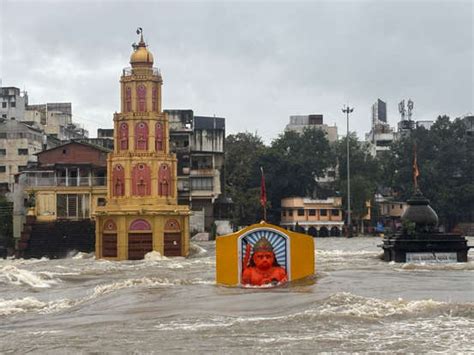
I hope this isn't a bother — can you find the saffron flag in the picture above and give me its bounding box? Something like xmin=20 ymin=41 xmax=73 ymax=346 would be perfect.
xmin=413 ymin=144 xmax=420 ymax=188
xmin=260 ymin=167 xmax=267 ymax=207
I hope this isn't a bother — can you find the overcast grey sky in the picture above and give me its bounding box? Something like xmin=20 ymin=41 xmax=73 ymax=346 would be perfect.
xmin=0 ymin=0 xmax=472 ymax=142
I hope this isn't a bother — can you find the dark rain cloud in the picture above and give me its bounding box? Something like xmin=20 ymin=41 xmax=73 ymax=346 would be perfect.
xmin=0 ymin=0 xmax=472 ymax=142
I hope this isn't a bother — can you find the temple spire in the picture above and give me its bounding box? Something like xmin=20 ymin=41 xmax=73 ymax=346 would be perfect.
xmin=136 ymin=27 xmax=145 ymax=45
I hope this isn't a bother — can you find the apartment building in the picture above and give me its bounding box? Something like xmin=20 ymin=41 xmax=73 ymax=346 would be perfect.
xmin=280 ymin=196 xmax=344 ymax=237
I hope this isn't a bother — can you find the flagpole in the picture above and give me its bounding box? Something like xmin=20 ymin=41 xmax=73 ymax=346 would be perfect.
xmin=260 ymin=167 xmax=267 ymax=222
xmin=413 ymin=143 xmax=419 ymax=192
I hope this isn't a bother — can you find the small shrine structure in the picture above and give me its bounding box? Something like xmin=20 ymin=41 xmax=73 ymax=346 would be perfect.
xmin=95 ymin=30 xmax=190 ymax=260
xmin=380 ymin=191 xmax=470 ymax=262
xmin=216 ymin=222 xmax=315 ymax=287
xmin=380 ymin=147 xmax=470 ymax=263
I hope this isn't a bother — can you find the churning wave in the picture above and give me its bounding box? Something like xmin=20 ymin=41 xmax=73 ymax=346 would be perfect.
xmin=153 ymin=291 xmax=474 ymax=332
xmin=0 ymin=276 xmax=214 ymax=317
xmin=0 ymin=265 xmax=60 ymax=288
xmin=311 ymin=292 xmax=474 ymax=319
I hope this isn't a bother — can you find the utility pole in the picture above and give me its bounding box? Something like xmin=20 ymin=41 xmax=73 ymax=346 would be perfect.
xmin=342 ymin=105 xmax=354 ymax=237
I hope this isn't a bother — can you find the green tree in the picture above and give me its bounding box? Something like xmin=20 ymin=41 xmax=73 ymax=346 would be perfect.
xmin=225 ymin=128 xmax=334 ymax=226
xmin=379 ymin=115 xmax=474 ymax=230
xmin=261 ymin=128 xmax=334 ymax=223
xmin=225 ymin=132 xmax=267 ymax=226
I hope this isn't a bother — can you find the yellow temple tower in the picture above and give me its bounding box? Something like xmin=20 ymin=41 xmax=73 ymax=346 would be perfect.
xmin=95 ymin=30 xmax=190 ymax=260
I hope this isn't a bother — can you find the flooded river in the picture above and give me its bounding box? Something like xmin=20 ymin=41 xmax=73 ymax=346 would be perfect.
xmin=1 ymin=237 xmax=473 ymax=353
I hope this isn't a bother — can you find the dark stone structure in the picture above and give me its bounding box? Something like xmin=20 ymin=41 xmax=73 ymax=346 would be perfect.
xmin=380 ymin=191 xmax=470 ymax=262
xmin=18 ymin=216 xmax=95 ymax=259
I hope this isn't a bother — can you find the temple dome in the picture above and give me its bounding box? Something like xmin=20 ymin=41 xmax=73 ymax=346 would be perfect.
xmin=130 ymin=36 xmax=154 ymax=67
xmin=401 ymin=191 xmax=439 ymax=227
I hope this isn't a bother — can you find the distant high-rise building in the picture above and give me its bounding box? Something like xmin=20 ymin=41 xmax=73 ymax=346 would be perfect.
xmin=372 ymin=99 xmax=387 ymax=126
xmin=366 ymin=99 xmax=395 ymax=156
xmin=285 ymin=114 xmax=338 ymax=142
xmin=0 ymin=87 xmax=28 ymax=121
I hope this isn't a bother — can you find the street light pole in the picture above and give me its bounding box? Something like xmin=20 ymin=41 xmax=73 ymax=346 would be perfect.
xmin=342 ymin=105 xmax=354 ymax=237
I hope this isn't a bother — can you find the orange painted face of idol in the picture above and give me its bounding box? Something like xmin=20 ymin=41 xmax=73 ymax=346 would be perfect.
xmin=253 ymin=251 xmax=274 ymax=270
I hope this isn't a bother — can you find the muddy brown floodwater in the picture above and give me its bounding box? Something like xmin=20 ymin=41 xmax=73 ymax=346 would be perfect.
xmin=1 ymin=237 xmax=473 ymax=353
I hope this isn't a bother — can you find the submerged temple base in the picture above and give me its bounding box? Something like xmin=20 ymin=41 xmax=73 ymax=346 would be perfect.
xmin=381 ymin=233 xmax=469 ymax=263
xmin=380 ymin=191 xmax=470 ymax=263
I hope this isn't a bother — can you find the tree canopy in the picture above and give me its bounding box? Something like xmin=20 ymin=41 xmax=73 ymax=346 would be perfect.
xmin=224 ymin=115 xmax=473 ymax=231
xmin=379 ymin=115 xmax=474 ymax=229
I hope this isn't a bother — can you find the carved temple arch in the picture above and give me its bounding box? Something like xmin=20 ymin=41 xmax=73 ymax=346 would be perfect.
xmin=136 ymin=84 xmax=147 ymax=112
xmin=155 ymin=122 xmax=163 ymax=152
xmin=125 ymin=86 xmax=132 ymax=113
xmin=164 ymin=219 xmax=180 ymax=231
xmin=119 ymin=122 xmax=129 ymax=151
xmin=135 ymin=121 xmax=149 ymax=151
xmin=129 ymin=219 xmax=152 ymax=231
xmin=158 ymin=163 xmax=172 ymax=197
xmin=152 ymin=85 xmax=158 ymax=112
xmin=132 ymin=163 xmax=151 ymax=196
xmin=112 ymin=164 xmax=125 ymax=197
xmin=103 ymin=219 xmax=117 ymax=231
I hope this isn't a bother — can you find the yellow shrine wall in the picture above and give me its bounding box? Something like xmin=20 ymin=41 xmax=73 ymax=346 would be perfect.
xmin=216 ymin=222 xmax=315 ymax=286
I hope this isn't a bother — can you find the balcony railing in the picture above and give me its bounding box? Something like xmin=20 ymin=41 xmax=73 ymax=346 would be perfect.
xmin=122 ymin=67 xmax=161 ymax=76
xmin=190 ymin=168 xmax=214 ymax=176
xmin=26 ymin=175 xmax=107 ymax=187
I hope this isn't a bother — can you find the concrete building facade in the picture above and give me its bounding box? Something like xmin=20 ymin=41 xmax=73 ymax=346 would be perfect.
xmin=285 ymin=114 xmax=338 ymax=142
xmin=280 ymin=196 xmax=344 ymax=237
xmin=0 ymin=87 xmax=28 ymax=121
xmin=0 ymin=119 xmax=47 ymax=193
xmin=26 ymin=103 xmax=88 ymax=140
xmin=366 ymin=99 xmax=396 ymax=157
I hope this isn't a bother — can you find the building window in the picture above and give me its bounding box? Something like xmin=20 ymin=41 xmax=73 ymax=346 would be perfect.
xmin=400 ymin=204 xmax=403 ymax=209
xmin=282 ymin=210 xmax=286 ymax=217
xmin=320 ymin=209 xmax=327 ymax=216
xmin=297 ymin=209 xmax=305 ymax=216
xmin=57 ymin=194 xmax=90 ymax=219
xmin=97 ymin=198 xmax=106 ymax=206
xmin=332 ymin=209 xmax=339 ymax=216
xmin=0 ymin=166 xmax=5 ymax=173
xmin=0 ymin=149 xmax=5 ymax=156
xmin=288 ymin=210 xmax=293 ymax=217
xmin=191 ymin=156 xmax=212 ymax=170
xmin=18 ymin=166 xmax=27 ymax=172
xmin=0 ymin=133 xmax=6 ymax=139
xmin=18 ymin=148 xmax=28 ymax=155
xmin=309 ymin=209 xmax=316 ymax=216
xmin=1 ymin=114 xmax=6 ymax=118
xmin=191 ymin=177 xmax=213 ymax=190
xmin=1 ymin=102 xmax=6 ymax=108
xmin=11 ymin=102 xmax=16 ymax=108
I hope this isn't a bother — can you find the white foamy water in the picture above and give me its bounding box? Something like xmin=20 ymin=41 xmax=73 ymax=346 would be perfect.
xmin=0 ymin=265 xmax=59 ymax=288
xmin=0 ymin=238 xmax=472 ymax=353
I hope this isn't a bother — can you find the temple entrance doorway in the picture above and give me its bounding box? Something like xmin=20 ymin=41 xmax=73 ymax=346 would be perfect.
xmin=164 ymin=233 xmax=181 ymax=256
xmin=319 ymin=227 xmax=329 ymax=237
xmin=308 ymin=227 xmax=318 ymax=237
xmin=102 ymin=234 xmax=117 ymax=257
xmin=128 ymin=233 xmax=152 ymax=259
